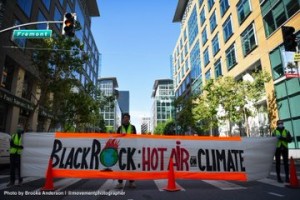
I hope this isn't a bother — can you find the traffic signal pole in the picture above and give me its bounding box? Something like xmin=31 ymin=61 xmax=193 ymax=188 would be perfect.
xmin=0 ymin=21 xmax=63 ymax=34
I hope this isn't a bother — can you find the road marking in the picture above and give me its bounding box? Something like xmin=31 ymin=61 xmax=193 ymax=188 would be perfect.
xmin=55 ymin=178 xmax=81 ymax=191
xmin=257 ymin=178 xmax=285 ymax=188
xmin=203 ymin=180 xmax=246 ymax=190
xmin=268 ymin=192 xmax=284 ymax=197
xmin=269 ymin=172 xmax=300 ymax=179
xmin=0 ymin=177 xmax=41 ymax=190
xmin=154 ymin=180 xmax=185 ymax=191
xmin=0 ymin=175 xmax=9 ymax=178
xmin=33 ymin=178 xmax=81 ymax=192
xmin=98 ymin=179 xmax=123 ymax=192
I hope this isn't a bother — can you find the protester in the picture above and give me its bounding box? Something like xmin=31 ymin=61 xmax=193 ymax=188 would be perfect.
xmin=272 ymin=120 xmax=292 ymax=183
xmin=7 ymin=127 xmax=24 ymax=187
xmin=115 ymin=113 xmax=137 ymax=189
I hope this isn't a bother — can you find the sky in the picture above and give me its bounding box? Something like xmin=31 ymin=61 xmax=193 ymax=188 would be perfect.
xmin=91 ymin=0 xmax=181 ymax=132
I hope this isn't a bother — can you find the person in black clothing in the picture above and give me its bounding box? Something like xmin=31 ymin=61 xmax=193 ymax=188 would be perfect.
xmin=272 ymin=120 xmax=292 ymax=183
xmin=115 ymin=113 xmax=137 ymax=189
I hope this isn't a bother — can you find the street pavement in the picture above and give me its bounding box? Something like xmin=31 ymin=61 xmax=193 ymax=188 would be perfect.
xmin=0 ymin=161 xmax=299 ymax=200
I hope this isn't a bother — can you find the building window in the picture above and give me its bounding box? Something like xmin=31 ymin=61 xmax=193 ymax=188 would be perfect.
xmin=203 ymin=47 xmax=210 ymax=66
xmin=237 ymin=0 xmax=252 ymax=24
xmin=220 ymin=0 xmax=229 ymax=16
xmin=37 ymin=10 xmax=47 ymax=30
xmin=54 ymin=7 xmax=62 ymax=30
xmin=13 ymin=20 xmax=26 ymax=49
xmin=226 ymin=43 xmax=236 ymax=70
xmin=212 ymin=33 xmax=220 ymax=55
xmin=200 ymin=7 xmax=206 ymax=26
xmin=202 ymin=26 xmax=208 ymax=45
xmin=223 ymin=16 xmax=233 ymax=42
xmin=209 ymin=10 xmax=217 ymax=33
xmin=1 ymin=58 xmax=15 ymax=91
xmin=269 ymin=47 xmax=284 ymax=80
xmin=42 ymin=0 xmax=51 ymax=11
xmin=190 ymin=42 xmax=201 ymax=81
xmin=17 ymin=0 xmax=32 ymax=18
xmin=214 ymin=59 xmax=222 ymax=78
xmin=241 ymin=23 xmax=257 ymax=56
xmin=208 ymin=0 xmax=215 ymax=11
xmin=261 ymin=0 xmax=300 ymax=37
xmin=188 ymin=6 xmax=199 ymax=46
xmin=205 ymin=69 xmax=211 ymax=80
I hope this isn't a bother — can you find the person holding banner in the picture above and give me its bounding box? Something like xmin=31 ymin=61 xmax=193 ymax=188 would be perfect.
xmin=115 ymin=113 xmax=137 ymax=189
xmin=7 ymin=127 xmax=24 ymax=187
xmin=273 ymin=120 xmax=292 ymax=183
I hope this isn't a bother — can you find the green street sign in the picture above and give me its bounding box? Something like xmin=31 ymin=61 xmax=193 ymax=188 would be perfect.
xmin=13 ymin=29 xmax=52 ymax=39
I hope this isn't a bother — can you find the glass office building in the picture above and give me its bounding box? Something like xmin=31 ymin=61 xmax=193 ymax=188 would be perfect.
xmin=0 ymin=0 xmax=100 ymax=133
xmin=172 ymin=0 xmax=300 ymax=150
xmin=151 ymin=79 xmax=175 ymax=132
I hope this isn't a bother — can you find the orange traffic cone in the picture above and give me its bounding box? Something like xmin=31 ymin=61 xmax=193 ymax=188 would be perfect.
xmin=286 ymin=157 xmax=299 ymax=189
xmin=163 ymin=158 xmax=181 ymax=192
xmin=42 ymin=159 xmax=54 ymax=191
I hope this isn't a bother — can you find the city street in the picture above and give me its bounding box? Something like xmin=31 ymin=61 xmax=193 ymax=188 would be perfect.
xmin=0 ymin=162 xmax=299 ymax=200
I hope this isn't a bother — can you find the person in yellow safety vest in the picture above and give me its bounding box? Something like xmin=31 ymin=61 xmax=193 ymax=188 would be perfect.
xmin=115 ymin=113 xmax=136 ymax=189
xmin=7 ymin=128 xmax=24 ymax=187
xmin=272 ymin=120 xmax=292 ymax=183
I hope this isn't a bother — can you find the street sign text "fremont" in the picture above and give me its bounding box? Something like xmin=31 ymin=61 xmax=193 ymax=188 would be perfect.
xmin=13 ymin=30 xmax=52 ymax=39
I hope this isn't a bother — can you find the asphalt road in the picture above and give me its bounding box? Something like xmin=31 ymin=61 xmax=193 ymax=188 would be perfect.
xmin=0 ymin=162 xmax=299 ymax=200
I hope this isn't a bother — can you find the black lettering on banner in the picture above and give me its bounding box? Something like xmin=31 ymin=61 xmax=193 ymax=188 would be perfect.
xmin=216 ymin=149 xmax=226 ymax=171
xmin=74 ymin=148 xmax=82 ymax=169
xmin=239 ymin=150 xmax=246 ymax=171
xmin=65 ymin=148 xmax=75 ymax=169
xmin=197 ymin=149 xmax=246 ymax=172
xmin=198 ymin=149 xmax=206 ymax=171
xmin=227 ymin=150 xmax=235 ymax=171
xmin=51 ymin=139 xmax=62 ymax=167
xmin=90 ymin=139 xmax=101 ymax=169
xmin=127 ymin=147 xmax=136 ymax=170
xmin=81 ymin=147 xmax=90 ymax=169
xmin=59 ymin=148 xmax=66 ymax=168
xmin=118 ymin=148 xmax=126 ymax=170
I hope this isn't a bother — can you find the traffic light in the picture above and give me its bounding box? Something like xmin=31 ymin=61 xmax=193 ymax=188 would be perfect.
xmin=62 ymin=13 xmax=76 ymax=37
xmin=282 ymin=26 xmax=297 ymax=52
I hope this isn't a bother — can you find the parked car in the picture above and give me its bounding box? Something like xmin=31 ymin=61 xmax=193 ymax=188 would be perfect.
xmin=0 ymin=132 xmax=11 ymax=165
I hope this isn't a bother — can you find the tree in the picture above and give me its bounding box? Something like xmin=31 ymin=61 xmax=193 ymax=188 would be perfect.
xmin=153 ymin=123 xmax=165 ymax=135
xmin=174 ymin=96 xmax=202 ymax=135
xmin=30 ymin=34 xmax=109 ymax=132
xmin=193 ymin=71 xmax=271 ymax=137
xmin=163 ymin=119 xmax=176 ymax=135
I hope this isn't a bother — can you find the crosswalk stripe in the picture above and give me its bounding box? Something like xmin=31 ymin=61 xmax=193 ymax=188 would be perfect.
xmin=269 ymin=172 xmax=300 ymax=179
xmin=154 ymin=180 xmax=185 ymax=191
xmin=0 ymin=177 xmax=41 ymax=190
xmin=98 ymin=179 xmax=123 ymax=192
xmin=34 ymin=178 xmax=81 ymax=192
xmin=55 ymin=178 xmax=81 ymax=191
xmin=257 ymin=178 xmax=285 ymax=188
xmin=202 ymin=180 xmax=246 ymax=190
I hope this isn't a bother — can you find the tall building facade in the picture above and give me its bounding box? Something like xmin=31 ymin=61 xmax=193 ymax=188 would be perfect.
xmin=172 ymin=0 xmax=300 ymax=148
xmin=117 ymin=90 xmax=129 ymax=115
xmin=151 ymin=79 xmax=175 ymax=132
xmin=141 ymin=117 xmax=151 ymax=134
xmin=97 ymin=77 xmax=121 ymax=132
xmin=0 ymin=0 xmax=100 ymax=133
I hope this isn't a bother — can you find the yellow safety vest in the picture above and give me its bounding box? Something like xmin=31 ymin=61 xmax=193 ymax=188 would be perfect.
xmin=9 ymin=133 xmax=22 ymax=154
xmin=275 ymin=129 xmax=288 ymax=148
xmin=121 ymin=124 xmax=133 ymax=134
